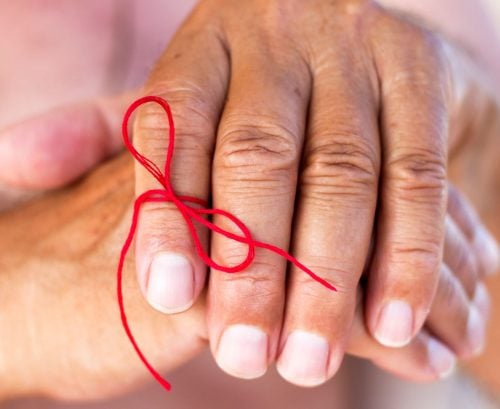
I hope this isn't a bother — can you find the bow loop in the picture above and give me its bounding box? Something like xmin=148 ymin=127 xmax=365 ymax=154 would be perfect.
xmin=189 ymin=206 xmax=256 ymax=273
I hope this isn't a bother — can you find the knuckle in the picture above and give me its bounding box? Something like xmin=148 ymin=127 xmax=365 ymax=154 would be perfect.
xmin=293 ymin=260 xmax=359 ymax=296
xmin=301 ymin=137 xmax=378 ymax=201
xmin=391 ymin=242 xmax=442 ymax=277
xmin=388 ymin=149 xmax=446 ymax=201
xmin=412 ymin=29 xmax=451 ymax=93
xmin=139 ymin=203 xmax=189 ymax=242
xmin=412 ymin=27 xmax=447 ymax=66
xmin=216 ymin=260 xmax=283 ymax=304
xmin=407 ymin=24 xmax=441 ymax=52
xmin=136 ymin=83 xmax=214 ymax=156
xmin=219 ymin=265 xmax=277 ymax=288
xmin=384 ymin=11 xmax=445 ymax=64
xmin=380 ymin=17 xmax=451 ymax=98
xmin=217 ymin=116 xmax=300 ymax=174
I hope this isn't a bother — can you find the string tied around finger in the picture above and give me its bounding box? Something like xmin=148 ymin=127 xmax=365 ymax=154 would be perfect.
xmin=117 ymin=95 xmax=337 ymax=393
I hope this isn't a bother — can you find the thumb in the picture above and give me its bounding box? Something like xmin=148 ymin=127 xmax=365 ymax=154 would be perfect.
xmin=0 ymin=92 xmax=134 ymax=190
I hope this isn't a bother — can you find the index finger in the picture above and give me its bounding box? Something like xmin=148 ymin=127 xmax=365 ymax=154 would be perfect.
xmin=133 ymin=10 xmax=229 ymax=313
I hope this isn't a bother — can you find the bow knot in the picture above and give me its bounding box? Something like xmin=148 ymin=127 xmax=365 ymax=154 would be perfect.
xmin=117 ymin=95 xmax=336 ymax=392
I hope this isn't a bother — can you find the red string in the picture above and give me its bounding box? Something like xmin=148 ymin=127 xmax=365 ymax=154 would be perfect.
xmin=117 ymin=95 xmax=337 ymax=392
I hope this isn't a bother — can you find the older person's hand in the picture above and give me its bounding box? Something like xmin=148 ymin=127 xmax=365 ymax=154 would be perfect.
xmin=0 ymin=150 xmax=491 ymax=400
xmin=130 ymin=0 xmax=499 ymax=386
xmin=1 ymin=2 xmax=498 ymax=386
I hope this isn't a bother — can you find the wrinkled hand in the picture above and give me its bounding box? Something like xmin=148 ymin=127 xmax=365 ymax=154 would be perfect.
xmin=130 ymin=0 xmax=499 ymax=386
xmin=0 ymin=150 xmax=491 ymax=400
xmin=0 ymin=27 xmax=498 ymax=393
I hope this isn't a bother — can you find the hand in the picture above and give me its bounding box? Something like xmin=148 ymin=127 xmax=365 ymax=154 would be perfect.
xmin=0 ymin=150 xmax=491 ymax=400
xmin=130 ymin=0 xmax=499 ymax=385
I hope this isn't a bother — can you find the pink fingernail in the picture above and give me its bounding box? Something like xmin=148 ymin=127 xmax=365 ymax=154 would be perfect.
xmin=374 ymin=300 xmax=414 ymax=347
xmin=277 ymin=331 xmax=329 ymax=387
xmin=427 ymin=338 xmax=456 ymax=379
xmin=467 ymin=305 xmax=485 ymax=355
xmin=216 ymin=325 xmax=268 ymax=379
xmin=146 ymin=253 xmax=194 ymax=313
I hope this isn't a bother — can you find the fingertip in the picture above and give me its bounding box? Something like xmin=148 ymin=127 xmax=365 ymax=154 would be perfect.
xmin=371 ymin=335 xmax=456 ymax=382
xmin=276 ymin=331 xmax=328 ymax=387
xmin=215 ymin=324 xmax=269 ymax=379
xmin=427 ymin=337 xmax=456 ymax=379
xmin=466 ymin=305 xmax=486 ymax=357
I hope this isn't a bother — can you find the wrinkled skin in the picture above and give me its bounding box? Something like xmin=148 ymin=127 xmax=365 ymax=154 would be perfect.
xmin=0 ymin=151 xmax=493 ymax=401
xmin=0 ymin=0 xmax=498 ymax=401
xmin=132 ymin=0 xmax=499 ymax=385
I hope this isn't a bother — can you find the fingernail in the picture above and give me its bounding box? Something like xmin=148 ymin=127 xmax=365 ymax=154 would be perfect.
xmin=277 ymin=331 xmax=329 ymax=387
xmin=467 ymin=305 xmax=485 ymax=356
xmin=473 ymin=282 xmax=491 ymax=317
xmin=475 ymin=228 xmax=499 ymax=276
xmin=427 ymin=338 xmax=456 ymax=379
xmin=216 ymin=325 xmax=268 ymax=379
xmin=146 ymin=253 xmax=194 ymax=313
xmin=374 ymin=300 xmax=414 ymax=347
